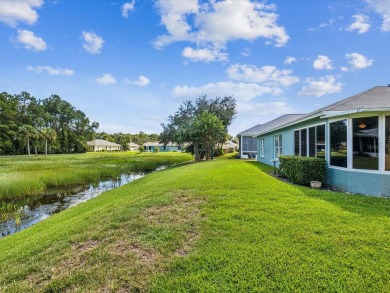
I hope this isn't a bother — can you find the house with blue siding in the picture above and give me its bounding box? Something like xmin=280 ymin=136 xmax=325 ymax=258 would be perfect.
xmin=143 ymin=142 xmax=181 ymax=152
xmin=245 ymin=86 xmax=390 ymax=197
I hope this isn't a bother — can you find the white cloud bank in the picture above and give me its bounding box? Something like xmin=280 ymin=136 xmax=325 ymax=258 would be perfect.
xmin=346 ymin=14 xmax=370 ymax=34
xmin=15 ymin=29 xmax=46 ymax=51
xmin=133 ymin=75 xmax=150 ymax=87
xmin=299 ymin=75 xmax=343 ymax=97
xmin=342 ymin=52 xmax=374 ymax=71
xmin=82 ymin=31 xmax=104 ymax=54
xmin=182 ymin=47 xmax=228 ymax=62
xmin=313 ymin=55 xmax=334 ymax=70
xmin=366 ymin=0 xmax=390 ymax=31
xmin=122 ymin=1 xmax=135 ymax=18
xmin=155 ymin=0 xmax=288 ymax=62
xmin=27 ymin=65 xmax=74 ymax=76
xmin=172 ymin=81 xmax=279 ymax=102
xmin=96 ymin=73 xmax=116 ymax=85
xmin=227 ymin=63 xmax=299 ymax=88
xmin=284 ymin=56 xmax=296 ymax=65
xmin=0 ymin=0 xmax=43 ymax=27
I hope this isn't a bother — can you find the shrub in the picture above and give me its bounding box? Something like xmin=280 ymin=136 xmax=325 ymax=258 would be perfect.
xmin=214 ymin=148 xmax=225 ymax=157
xmin=278 ymin=156 xmax=326 ymax=186
xmin=138 ymin=145 xmax=144 ymax=153
xmin=154 ymin=146 xmax=159 ymax=153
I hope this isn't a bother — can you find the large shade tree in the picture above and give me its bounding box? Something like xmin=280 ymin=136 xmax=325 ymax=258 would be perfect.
xmin=160 ymin=96 xmax=236 ymax=161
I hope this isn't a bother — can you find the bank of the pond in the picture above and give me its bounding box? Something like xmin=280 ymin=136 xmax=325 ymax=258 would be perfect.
xmin=0 ymin=173 xmax=145 ymax=238
xmin=0 ymin=159 xmax=389 ymax=292
xmin=0 ymin=152 xmax=193 ymax=200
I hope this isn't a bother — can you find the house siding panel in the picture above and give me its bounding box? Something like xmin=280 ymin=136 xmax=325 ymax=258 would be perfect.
xmin=326 ymin=168 xmax=390 ymax=197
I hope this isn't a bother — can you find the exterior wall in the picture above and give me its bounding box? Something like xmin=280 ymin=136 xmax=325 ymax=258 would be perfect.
xmin=326 ymin=168 xmax=390 ymax=197
xmin=255 ymin=114 xmax=390 ymax=197
xmin=257 ymin=117 xmax=324 ymax=167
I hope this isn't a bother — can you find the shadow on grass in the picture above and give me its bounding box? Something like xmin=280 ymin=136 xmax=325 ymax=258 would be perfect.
xmin=244 ymin=160 xmax=390 ymax=218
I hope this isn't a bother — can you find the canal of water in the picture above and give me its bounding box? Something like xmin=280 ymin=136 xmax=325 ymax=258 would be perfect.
xmin=0 ymin=172 xmax=147 ymax=238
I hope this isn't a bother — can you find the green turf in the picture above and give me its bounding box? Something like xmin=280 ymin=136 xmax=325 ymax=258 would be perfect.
xmin=0 ymin=159 xmax=389 ymax=292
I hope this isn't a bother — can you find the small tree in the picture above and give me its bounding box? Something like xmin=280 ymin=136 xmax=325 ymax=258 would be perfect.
xmin=193 ymin=112 xmax=226 ymax=160
xmin=17 ymin=125 xmax=37 ymax=157
xmin=154 ymin=146 xmax=159 ymax=153
xmin=138 ymin=145 xmax=144 ymax=153
xmin=40 ymin=128 xmax=57 ymax=156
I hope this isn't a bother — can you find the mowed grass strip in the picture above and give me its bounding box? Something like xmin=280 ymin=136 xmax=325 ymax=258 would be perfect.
xmin=0 ymin=159 xmax=389 ymax=292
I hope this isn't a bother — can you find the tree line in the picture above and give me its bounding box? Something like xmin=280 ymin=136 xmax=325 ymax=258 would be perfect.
xmin=0 ymin=91 xmax=99 ymax=156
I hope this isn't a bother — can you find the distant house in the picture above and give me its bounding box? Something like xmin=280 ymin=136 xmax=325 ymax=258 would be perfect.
xmin=128 ymin=142 xmax=139 ymax=151
xmin=143 ymin=142 xmax=181 ymax=152
xmin=239 ymin=86 xmax=390 ymax=197
xmin=222 ymin=140 xmax=239 ymax=152
xmin=87 ymin=139 xmax=122 ymax=152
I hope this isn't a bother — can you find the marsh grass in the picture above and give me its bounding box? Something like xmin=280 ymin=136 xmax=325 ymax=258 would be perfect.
xmin=0 ymin=152 xmax=193 ymax=200
xmin=0 ymin=159 xmax=389 ymax=292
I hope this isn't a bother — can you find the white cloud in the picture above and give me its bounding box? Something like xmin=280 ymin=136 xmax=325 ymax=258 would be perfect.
xmin=155 ymin=0 xmax=289 ymax=61
xmin=122 ymin=1 xmax=135 ymax=18
xmin=313 ymin=55 xmax=334 ymax=70
xmin=299 ymin=75 xmax=343 ymax=97
xmin=82 ymin=31 xmax=104 ymax=54
xmin=96 ymin=73 xmax=116 ymax=85
xmin=240 ymin=48 xmax=251 ymax=57
xmin=182 ymin=46 xmax=228 ymax=62
xmin=227 ymin=63 xmax=299 ymax=87
xmin=27 ymin=65 xmax=74 ymax=76
xmin=284 ymin=56 xmax=296 ymax=65
xmin=237 ymin=101 xmax=294 ymax=116
xmin=171 ymin=81 xmax=280 ymax=102
xmin=309 ymin=18 xmax=336 ymax=31
xmin=15 ymin=29 xmax=47 ymax=51
xmin=133 ymin=75 xmax=150 ymax=86
xmin=366 ymin=0 xmax=390 ymax=31
xmin=346 ymin=14 xmax=370 ymax=34
xmin=345 ymin=52 xmax=374 ymax=70
xmin=0 ymin=0 xmax=43 ymax=27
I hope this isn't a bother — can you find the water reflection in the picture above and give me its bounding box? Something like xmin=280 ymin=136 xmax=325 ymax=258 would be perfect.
xmin=0 ymin=173 xmax=144 ymax=238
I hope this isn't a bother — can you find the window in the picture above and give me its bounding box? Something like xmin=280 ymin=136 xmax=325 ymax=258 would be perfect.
xmin=260 ymin=138 xmax=265 ymax=157
xmin=386 ymin=117 xmax=390 ymax=171
xmin=300 ymin=129 xmax=307 ymax=156
xmin=330 ymin=120 xmax=348 ymax=168
xmin=242 ymin=136 xmax=256 ymax=152
xmin=274 ymin=135 xmax=282 ymax=158
xmin=352 ymin=116 xmax=378 ymax=170
xmin=316 ymin=124 xmax=326 ymax=159
xmin=294 ymin=124 xmax=325 ymax=158
xmin=309 ymin=127 xmax=316 ymax=157
xmin=294 ymin=130 xmax=299 ymax=155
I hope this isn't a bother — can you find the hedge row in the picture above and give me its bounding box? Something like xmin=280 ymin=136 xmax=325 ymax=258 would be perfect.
xmin=278 ymin=155 xmax=326 ymax=186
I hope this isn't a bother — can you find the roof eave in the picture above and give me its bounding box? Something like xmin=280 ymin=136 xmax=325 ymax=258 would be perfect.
xmin=256 ymin=113 xmax=322 ymax=137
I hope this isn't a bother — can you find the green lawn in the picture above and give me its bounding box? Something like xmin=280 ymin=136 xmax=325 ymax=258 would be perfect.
xmin=0 ymin=159 xmax=389 ymax=292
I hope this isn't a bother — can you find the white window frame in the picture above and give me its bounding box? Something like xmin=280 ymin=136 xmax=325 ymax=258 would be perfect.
xmin=274 ymin=134 xmax=282 ymax=159
xmin=260 ymin=138 xmax=265 ymax=157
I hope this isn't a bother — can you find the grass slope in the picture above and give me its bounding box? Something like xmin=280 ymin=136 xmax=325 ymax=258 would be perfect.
xmin=0 ymin=159 xmax=389 ymax=292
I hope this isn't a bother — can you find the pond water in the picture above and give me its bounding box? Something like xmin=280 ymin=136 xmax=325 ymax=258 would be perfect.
xmin=0 ymin=172 xmax=148 ymax=238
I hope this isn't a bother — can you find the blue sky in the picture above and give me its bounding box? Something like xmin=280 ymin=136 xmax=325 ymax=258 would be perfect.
xmin=0 ymin=0 xmax=389 ymax=135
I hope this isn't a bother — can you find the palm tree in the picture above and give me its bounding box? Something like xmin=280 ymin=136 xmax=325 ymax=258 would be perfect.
xmin=17 ymin=125 xmax=37 ymax=157
xmin=40 ymin=128 xmax=57 ymax=156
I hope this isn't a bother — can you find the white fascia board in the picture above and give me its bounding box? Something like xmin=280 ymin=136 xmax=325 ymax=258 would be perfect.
xmin=257 ymin=113 xmax=323 ymax=136
xmin=321 ymin=108 xmax=390 ymax=119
